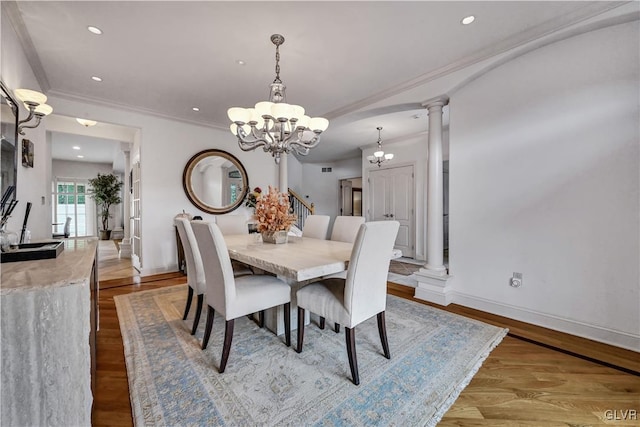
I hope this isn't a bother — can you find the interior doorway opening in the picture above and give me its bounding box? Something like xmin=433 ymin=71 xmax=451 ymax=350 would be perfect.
xmin=338 ymin=177 xmax=362 ymax=217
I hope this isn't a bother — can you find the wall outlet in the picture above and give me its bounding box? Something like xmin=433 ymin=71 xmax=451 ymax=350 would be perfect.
xmin=510 ymin=272 xmax=523 ymax=288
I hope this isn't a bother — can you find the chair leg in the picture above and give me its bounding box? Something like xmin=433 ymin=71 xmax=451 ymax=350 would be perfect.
xmin=284 ymin=302 xmax=291 ymax=347
xmin=258 ymin=310 xmax=265 ymax=328
xmin=377 ymin=311 xmax=391 ymax=359
xmin=202 ymin=306 xmax=215 ymax=350
xmin=345 ymin=327 xmax=360 ymax=385
xmin=191 ymin=294 xmax=204 ymax=335
xmin=219 ymin=319 xmax=234 ymax=373
xmin=334 ymin=323 xmax=341 ymax=333
xmin=319 ymin=316 xmax=325 ymax=330
xmin=183 ymin=286 xmax=194 ymax=320
xmin=296 ymin=307 xmax=305 ymax=353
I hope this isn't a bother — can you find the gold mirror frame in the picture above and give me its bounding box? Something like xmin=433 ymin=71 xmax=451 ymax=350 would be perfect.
xmin=182 ymin=149 xmax=249 ymax=214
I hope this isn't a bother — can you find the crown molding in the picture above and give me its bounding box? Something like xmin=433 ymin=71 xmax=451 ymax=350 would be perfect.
xmin=47 ymin=89 xmax=229 ymax=132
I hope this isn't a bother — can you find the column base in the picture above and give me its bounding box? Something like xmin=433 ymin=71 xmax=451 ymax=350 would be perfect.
xmin=118 ymin=238 xmax=132 ymax=259
xmin=414 ymin=268 xmax=453 ymax=306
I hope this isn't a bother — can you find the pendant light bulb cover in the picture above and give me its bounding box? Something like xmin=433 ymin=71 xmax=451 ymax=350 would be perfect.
xmin=14 ymin=88 xmax=47 ymax=105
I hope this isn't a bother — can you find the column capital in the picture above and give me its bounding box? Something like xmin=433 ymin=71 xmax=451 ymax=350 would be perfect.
xmin=422 ymin=95 xmax=449 ymax=110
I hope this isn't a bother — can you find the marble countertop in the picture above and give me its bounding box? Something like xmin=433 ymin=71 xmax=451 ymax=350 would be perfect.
xmin=224 ymin=235 xmax=353 ymax=281
xmin=1 ymin=238 xmax=98 ymax=295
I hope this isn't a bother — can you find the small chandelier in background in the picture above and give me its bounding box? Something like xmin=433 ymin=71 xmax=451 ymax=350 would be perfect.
xmin=14 ymin=88 xmax=53 ymax=135
xmin=367 ymin=127 xmax=393 ymax=167
xmin=227 ymin=34 xmax=329 ymax=164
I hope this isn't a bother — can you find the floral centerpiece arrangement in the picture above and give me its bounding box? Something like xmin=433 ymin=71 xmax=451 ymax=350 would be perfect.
xmin=254 ymin=186 xmax=296 ymax=243
xmin=245 ymin=186 xmax=262 ymax=209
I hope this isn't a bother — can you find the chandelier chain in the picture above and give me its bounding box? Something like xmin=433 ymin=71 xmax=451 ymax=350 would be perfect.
xmin=274 ymin=44 xmax=281 ymax=83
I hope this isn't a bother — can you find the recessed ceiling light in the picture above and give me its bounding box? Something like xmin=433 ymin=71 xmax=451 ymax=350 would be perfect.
xmin=461 ymin=15 xmax=475 ymax=25
xmin=77 ymin=155 xmax=84 ymax=158
xmin=236 ymin=60 xmax=246 ymax=66
xmin=91 ymin=76 xmax=102 ymax=82
xmin=192 ymin=107 xmax=200 ymax=112
xmin=87 ymin=26 xmax=103 ymax=35
xmin=72 ymin=146 xmax=81 ymax=150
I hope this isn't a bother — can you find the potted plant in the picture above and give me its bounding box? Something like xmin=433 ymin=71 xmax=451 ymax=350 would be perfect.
xmin=88 ymin=173 xmax=123 ymax=240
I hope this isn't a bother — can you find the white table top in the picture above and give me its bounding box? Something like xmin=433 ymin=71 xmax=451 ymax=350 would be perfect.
xmin=224 ymin=235 xmax=353 ymax=282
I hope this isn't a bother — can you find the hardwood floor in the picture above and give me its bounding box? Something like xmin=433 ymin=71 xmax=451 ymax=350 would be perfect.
xmin=95 ymin=252 xmax=639 ymax=426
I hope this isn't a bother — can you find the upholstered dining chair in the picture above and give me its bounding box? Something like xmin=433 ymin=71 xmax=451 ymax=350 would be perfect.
xmin=330 ymin=216 xmax=366 ymax=243
xmin=191 ymin=220 xmax=292 ymax=373
xmin=52 ymin=217 xmax=72 ymax=238
xmin=214 ymin=215 xmax=254 ymax=277
xmin=302 ymin=215 xmax=330 ymax=240
xmin=296 ymin=221 xmax=400 ymax=385
xmin=320 ymin=215 xmax=367 ymax=332
xmin=175 ymin=218 xmax=207 ymax=335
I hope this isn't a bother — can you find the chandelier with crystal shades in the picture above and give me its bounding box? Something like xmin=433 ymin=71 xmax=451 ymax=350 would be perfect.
xmin=368 ymin=127 xmax=393 ymax=167
xmin=227 ymin=34 xmax=329 ymax=164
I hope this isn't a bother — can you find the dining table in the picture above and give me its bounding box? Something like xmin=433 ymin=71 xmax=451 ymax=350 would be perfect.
xmin=223 ymin=234 xmax=353 ymax=335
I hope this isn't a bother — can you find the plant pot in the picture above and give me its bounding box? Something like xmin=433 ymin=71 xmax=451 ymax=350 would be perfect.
xmin=100 ymin=230 xmax=112 ymax=240
xmin=261 ymin=230 xmax=288 ymax=244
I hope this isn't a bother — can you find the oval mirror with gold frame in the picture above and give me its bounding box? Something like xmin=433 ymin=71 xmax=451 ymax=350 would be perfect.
xmin=182 ymin=149 xmax=249 ymax=214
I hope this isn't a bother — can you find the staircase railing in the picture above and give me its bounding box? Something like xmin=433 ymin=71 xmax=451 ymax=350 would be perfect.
xmin=288 ymin=188 xmax=314 ymax=230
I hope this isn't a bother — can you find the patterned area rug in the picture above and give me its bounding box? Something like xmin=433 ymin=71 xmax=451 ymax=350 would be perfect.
xmin=115 ymin=285 xmax=507 ymax=426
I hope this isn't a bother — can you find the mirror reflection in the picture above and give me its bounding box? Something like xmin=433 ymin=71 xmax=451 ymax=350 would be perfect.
xmin=1 ymin=81 xmax=18 ymax=200
xmin=183 ymin=149 xmax=248 ymax=214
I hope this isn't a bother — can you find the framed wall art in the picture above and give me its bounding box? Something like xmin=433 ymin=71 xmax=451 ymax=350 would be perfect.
xmin=21 ymin=139 xmax=34 ymax=168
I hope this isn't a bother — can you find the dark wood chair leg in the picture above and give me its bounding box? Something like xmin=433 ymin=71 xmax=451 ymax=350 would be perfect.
xmin=334 ymin=323 xmax=340 ymax=333
xmin=201 ymin=306 xmax=215 ymax=350
xmin=345 ymin=327 xmax=360 ymax=385
xmin=284 ymin=302 xmax=291 ymax=347
xmin=191 ymin=294 xmax=204 ymax=335
xmin=258 ymin=310 xmax=265 ymax=328
xmin=319 ymin=316 xmax=325 ymax=329
xmin=183 ymin=286 xmax=194 ymax=320
xmin=296 ymin=307 xmax=305 ymax=353
xmin=219 ymin=319 xmax=235 ymax=373
xmin=377 ymin=311 xmax=391 ymax=359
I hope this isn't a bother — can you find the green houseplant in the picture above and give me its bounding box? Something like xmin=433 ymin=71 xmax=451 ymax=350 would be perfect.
xmin=88 ymin=173 xmax=123 ymax=240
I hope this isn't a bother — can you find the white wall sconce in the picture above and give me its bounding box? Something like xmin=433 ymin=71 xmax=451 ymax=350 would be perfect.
xmin=14 ymin=88 xmax=53 ymax=135
xmin=76 ymin=118 xmax=97 ymax=127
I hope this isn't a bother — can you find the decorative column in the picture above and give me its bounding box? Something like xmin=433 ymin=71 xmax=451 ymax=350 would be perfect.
xmin=279 ymin=153 xmax=288 ymax=193
xmin=414 ymin=95 xmax=453 ymax=305
xmin=119 ymin=143 xmax=132 ymax=258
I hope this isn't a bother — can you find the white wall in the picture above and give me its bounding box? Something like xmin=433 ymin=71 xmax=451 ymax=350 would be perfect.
xmin=299 ymin=157 xmax=361 ymax=230
xmin=1 ymin=11 xmax=49 ymax=240
xmin=449 ymin=21 xmax=640 ymax=350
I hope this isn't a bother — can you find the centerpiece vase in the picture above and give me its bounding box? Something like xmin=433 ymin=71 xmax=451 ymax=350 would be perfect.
xmin=261 ymin=230 xmax=288 ymax=244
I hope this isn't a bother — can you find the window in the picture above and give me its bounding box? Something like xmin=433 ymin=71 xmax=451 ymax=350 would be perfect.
xmin=52 ymin=178 xmax=95 ymax=237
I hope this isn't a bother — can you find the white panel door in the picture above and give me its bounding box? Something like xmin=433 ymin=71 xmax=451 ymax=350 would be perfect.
xmin=368 ymin=165 xmax=415 ymax=257
xmin=389 ymin=166 xmax=414 ymax=257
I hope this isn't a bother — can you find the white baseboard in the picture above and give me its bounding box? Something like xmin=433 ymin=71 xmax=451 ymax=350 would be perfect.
xmin=452 ymin=291 xmax=640 ymax=352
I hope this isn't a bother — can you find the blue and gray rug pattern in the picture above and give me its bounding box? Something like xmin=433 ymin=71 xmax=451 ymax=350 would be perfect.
xmin=115 ymin=285 xmax=507 ymax=426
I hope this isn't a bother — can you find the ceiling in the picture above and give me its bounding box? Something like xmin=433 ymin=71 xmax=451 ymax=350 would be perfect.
xmin=7 ymin=1 xmax=623 ymax=164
